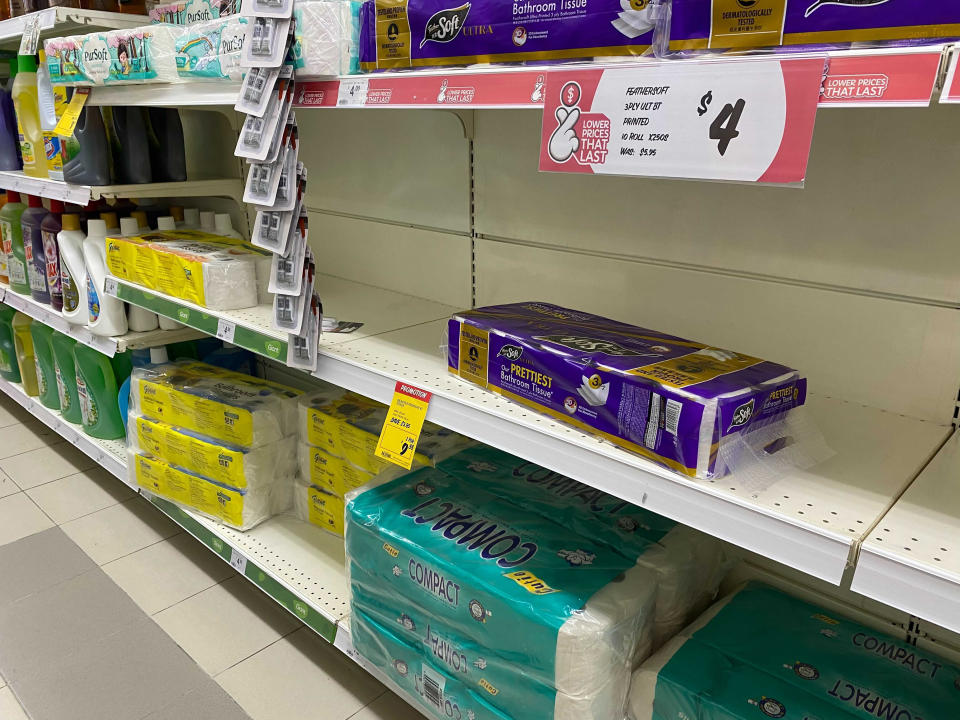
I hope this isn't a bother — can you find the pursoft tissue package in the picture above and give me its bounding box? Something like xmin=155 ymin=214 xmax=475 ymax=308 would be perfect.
xmin=44 ymin=26 xmax=179 ymax=86
xmin=291 ymin=0 xmax=362 ymax=77
xmin=174 ymin=15 xmax=248 ymax=80
xmin=629 ymin=582 xmax=960 ymax=720
xmin=346 ymin=466 xmax=658 ymax=720
xmin=129 ymin=361 xmax=301 ymax=449
xmin=448 ymin=302 xmax=807 ymax=478
xmin=105 ymin=230 xmax=268 ymax=310
xmin=437 ymin=444 xmax=731 ymax=648
xmin=150 ymin=0 xmax=239 ymax=24
xmin=665 ymin=0 xmax=960 ymax=53
xmin=358 ymin=0 xmax=657 ymax=71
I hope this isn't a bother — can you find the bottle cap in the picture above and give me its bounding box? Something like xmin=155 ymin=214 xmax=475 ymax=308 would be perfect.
xmin=61 ymin=214 xmax=81 ymax=231
xmin=87 ymin=219 xmax=107 ymax=236
xmin=169 ymin=205 xmax=184 ymax=222
xmin=131 ymin=210 xmax=148 ymax=229
xmin=99 ymin=212 xmax=119 ymax=230
xmin=200 ymin=211 xmax=215 ymax=231
xmin=157 ymin=216 xmax=176 ymax=231
xmin=27 ymin=194 xmax=42 ymax=208
xmin=5 ymin=191 xmax=19 ymax=203
xmin=119 ymin=217 xmax=139 ymax=236
xmin=183 ymin=208 xmax=200 ymax=227
xmin=49 ymin=200 xmax=65 ymax=213
xmin=215 ymin=213 xmax=233 ymax=234
xmin=16 ymin=55 xmax=37 ymax=74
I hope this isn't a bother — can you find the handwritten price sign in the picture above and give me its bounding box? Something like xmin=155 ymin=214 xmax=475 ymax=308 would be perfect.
xmin=539 ymin=58 xmax=824 ymax=184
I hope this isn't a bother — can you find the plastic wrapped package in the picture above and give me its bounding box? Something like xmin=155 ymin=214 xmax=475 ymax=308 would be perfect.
xmin=44 ymin=26 xmax=180 ymax=86
xmin=628 ymin=582 xmax=960 ymax=720
xmin=663 ymin=0 xmax=960 ymax=54
xmin=346 ymin=466 xmax=658 ymax=720
xmin=298 ymin=441 xmax=375 ymax=496
xmin=131 ymin=450 xmax=288 ymax=530
xmin=105 ymin=231 xmax=267 ymax=310
xmin=292 ymin=478 xmax=346 ymax=535
xmin=448 ymin=303 xmax=808 ymax=479
xmin=438 ymin=444 xmax=731 ymax=649
xmin=358 ymin=0 xmax=658 ymax=71
xmin=175 ymin=16 xmax=249 ymax=80
xmin=290 ymin=0 xmax=361 ymax=78
xmin=150 ymin=0 xmax=240 ymax=24
xmin=128 ymin=361 xmax=301 ymax=448
xmin=129 ymin=411 xmax=296 ymax=489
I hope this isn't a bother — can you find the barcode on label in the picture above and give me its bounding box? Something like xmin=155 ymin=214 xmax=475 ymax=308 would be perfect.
xmin=665 ymin=399 xmax=682 ymax=435
xmin=421 ymin=664 xmax=445 ymax=708
xmin=644 ymin=392 xmax=661 ymax=450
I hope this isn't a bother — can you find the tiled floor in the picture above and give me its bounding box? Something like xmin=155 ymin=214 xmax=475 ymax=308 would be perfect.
xmin=0 ymin=393 xmax=424 ymax=720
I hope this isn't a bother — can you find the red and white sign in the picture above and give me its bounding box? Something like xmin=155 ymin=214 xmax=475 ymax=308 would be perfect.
xmin=538 ymin=58 xmax=824 ymax=184
xmin=939 ymin=50 xmax=960 ymax=104
xmin=294 ymin=70 xmax=547 ymax=109
xmin=821 ymin=50 xmax=944 ymax=107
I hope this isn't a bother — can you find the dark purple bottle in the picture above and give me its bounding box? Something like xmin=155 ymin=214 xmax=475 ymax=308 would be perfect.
xmin=22 ymin=195 xmax=50 ymax=305
xmin=40 ymin=200 xmax=64 ymax=311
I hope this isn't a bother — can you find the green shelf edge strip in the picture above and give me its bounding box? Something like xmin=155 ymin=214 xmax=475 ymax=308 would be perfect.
xmin=115 ymin=284 xmax=288 ymax=361
xmin=147 ymin=495 xmax=338 ymax=643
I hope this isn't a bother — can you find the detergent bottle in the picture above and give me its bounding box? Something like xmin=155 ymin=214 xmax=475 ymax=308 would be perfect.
xmin=0 ymin=190 xmax=17 ymax=284
xmin=118 ymin=345 xmax=167 ymax=429
xmin=146 ymin=108 xmax=186 ymax=182
xmin=123 ymin=215 xmax=159 ymax=331
xmin=22 ymin=194 xmax=50 ymax=304
xmin=83 ymin=219 xmax=128 ymax=336
xmin=40 ymin=200 xmax=64 ymax=311
xmin=50 ymin=331 xmax=80 ymax=423
xmin=0 ymin=80 xmax=21 ymax=171
xmin=73 ymin=342 xmax=127 ymax=439
xmin=30 ymin=321 xmax=59 ymax=409
xmin=63 ymin=104 xmax=111 ymax=186
xmin=11 ymin=55 xmax=48 ymax=179
xmin=37 ymin=49 xmax=67 ymax=182
xmin=11 ymin=312 xmax=38 ymax=395
xmin=58 ymin=213 xmax=88 ymax=326
xmin=5 ymin=193 xmax=30 ymax=295
xmin=0 ymin=305 xmax=20 ymax=382
xmin=106 ymin=106 xmax=152 ymax=184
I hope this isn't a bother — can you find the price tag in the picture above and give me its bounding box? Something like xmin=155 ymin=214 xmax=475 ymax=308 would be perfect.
xmin=538 ymin=58 xmax=824 ymax=184
xmin=375 ymin=381 xmax=432 ymax=469
xmin=103 ymin=276 xmax=118 ymax=296
xmin=19 ymin=14 xmax=40 ymax=56
xmin=216 ymin=319 xmax=236 ymax=343
xmin=941 ymin=51 xmax=960 ymax=104
xmin=337 ymin=78 xmax=369 ymax=107
xmin=229 ymin=548 xmax=248 ymax=575
xmin=54 ymin=88 xmax=90 ymax=137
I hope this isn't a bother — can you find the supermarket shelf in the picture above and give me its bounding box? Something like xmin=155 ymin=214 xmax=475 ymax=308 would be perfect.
xmin=0 ymin=284 xmax=204 ymax=357
xmin=852 ymin=429 xmax=960 ymax=634
xmin=0 ymin=7 xmax=146 ymax=50
xmin=107 ymin=279 xmax=289 ymax=361
xmin=88 ymin=82 xmax=242 ymax=108
xmin=310 ymin=275 xmax=950 ymax=585
xmin=295 ymin=44 xmax=950 ymax=110
xmin=102 ymin=272 xmax=954 ymax=585
xmin=0 ymin=171 xmax=245 ymax=204
xmin=0 ymin=374 xmax=128 ymax=485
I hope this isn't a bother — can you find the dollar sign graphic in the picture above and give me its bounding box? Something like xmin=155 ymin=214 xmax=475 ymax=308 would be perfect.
xmin=697 ymin=90 xmax=713 ymax=117
xmin=566 ymin=86 xmax=575 ymax=104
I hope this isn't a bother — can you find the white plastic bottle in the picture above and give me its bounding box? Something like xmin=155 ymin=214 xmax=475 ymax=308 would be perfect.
xmin=121 ymin=216 xmax=160 ymax=332
xmin=157 ymin=216 xmax=176 ymax=231
xmin=200 ymin=211 xmax=215 ymax=232
xmin=58 ymin=214 xmax=88 ymax=326
xmin=183 ymin=207 xmax=200 ymax=229
xmin=83 ymin=219 xmax=128 ymax=337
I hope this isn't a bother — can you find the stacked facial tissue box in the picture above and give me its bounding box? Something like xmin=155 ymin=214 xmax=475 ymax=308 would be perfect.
xmin=294 ymin=382 xmax=471 ymax=536
xmin=127 ymin=361 xmax=300 ymax=530
xmin=345 ymin=447 xmax=731 ymax=720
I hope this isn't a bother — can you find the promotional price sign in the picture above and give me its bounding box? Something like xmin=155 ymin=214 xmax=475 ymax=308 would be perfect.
xmin=375 ymin=381 xmax=432 ymax=469
xmin=940 ymin=51 xmax=960 ymax=104
xmin=539 ymin=58 xmax=824 ymax=184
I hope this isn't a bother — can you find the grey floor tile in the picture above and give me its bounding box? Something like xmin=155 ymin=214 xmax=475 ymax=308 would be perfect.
xmin=0 ymin=527 xmax=96 ymax=607
xmin=142 ymin=680 xmax=252 ymax=720
xmin=12 ymin=618 xmax=216 ymax=720
xmin=0 ymin=568 xmax=144 ymax=682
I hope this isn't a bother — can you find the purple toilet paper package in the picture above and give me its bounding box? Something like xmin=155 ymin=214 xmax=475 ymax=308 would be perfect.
xmin=665 ymin=0 xmax=960 ymax=53
xmin=448 ymin=302 xmax=808 ymax=479
xmin=358 ymin=0 xmax=658 ymax=70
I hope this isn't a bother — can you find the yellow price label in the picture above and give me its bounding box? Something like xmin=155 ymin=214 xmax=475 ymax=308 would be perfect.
xmin=375 ymin=381 xmax=432 ymax=469
xmin=54 ymin=88 xmax=90 ymax=137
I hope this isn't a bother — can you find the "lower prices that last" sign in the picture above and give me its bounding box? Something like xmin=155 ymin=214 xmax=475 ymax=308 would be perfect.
xmin=538 ymin=57 xmax=825 ymax=184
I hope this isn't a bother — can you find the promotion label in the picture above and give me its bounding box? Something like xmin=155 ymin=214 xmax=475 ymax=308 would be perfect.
xmin=940 ymin=51 xmax=960 ymax=105
xmin=375 ymin=381 xmax=432 ymax=469
xmin=539 ymin=58 xmax=824 ymax=184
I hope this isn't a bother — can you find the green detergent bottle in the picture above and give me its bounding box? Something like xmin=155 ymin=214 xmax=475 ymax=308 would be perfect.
xmin=0 ymin=305 xmax=20 ymax=383
xmin=30 ymin=321 xmax=58 ymax=410
xmin=11 ymin=312 xmax=38 ymax=395
xmin=73 ymin=343 xmax=126 ymax=439
xmin=50 ymin=331 xmax=80 ymax=423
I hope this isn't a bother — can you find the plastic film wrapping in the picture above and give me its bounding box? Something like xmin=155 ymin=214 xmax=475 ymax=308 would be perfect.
xmin=45 ymin=26 xmax=180 ymax=86
xmin=291 ymin=0 xmax=362 ymax=77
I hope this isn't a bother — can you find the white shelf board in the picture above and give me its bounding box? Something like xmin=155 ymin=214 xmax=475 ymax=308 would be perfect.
xmin=311 ymin=275 xmax=951 ymax=585
xmin=852 ymin=429 xmax=960 ymax=634
xmin=1 ymin=284 xmax=204 ymax=357
xmin=0 ymin=7 xmax=146 ymax=49
xmin=0 ymin=172 xmax=244 ymax=204
xmin=88 ymin=82 xmax=241 ymax=108
xmin=0 ymin=374 xmax=128 ymax=484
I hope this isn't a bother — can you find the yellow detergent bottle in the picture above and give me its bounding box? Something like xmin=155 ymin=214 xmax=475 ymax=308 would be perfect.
xmin=11 ymin=311 xmax=38 ymax=396
xmin=12 ymin=55 xmax=49 ymax=179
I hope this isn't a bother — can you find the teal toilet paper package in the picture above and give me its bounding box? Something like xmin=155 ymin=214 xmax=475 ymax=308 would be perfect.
xmin=346 ymin=466 xmax=658 ymax=720
xmin=630 ymin=583 xmax=960 ymax=720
